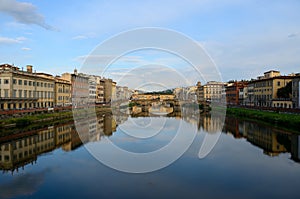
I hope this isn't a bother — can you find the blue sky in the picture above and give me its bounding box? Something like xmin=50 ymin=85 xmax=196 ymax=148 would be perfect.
xmin=0 ymin=0 xmax=300 ymax=86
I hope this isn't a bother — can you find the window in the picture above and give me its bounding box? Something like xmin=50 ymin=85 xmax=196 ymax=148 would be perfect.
xmin=4 ymin=79 xmax=9 ymax=84
xmin=0 ymin=79 xmax=1 ymax=84
xmin=29 ymin=81 xmax=32 ymax=86
xmin=24 ymin=90 xmax=27 ymax=98
xmin=277 ymin=81 xmax=280 ymax=86
xmin=13 ymin=90 xmax=17 ymax=98
xmin=4 ymin=155 xmax=9 ymax=162
xmin=13 ymin=79 xmax=17 ymax=84
xmin=33 ymin=81 xmax=36 ymax=86
xmin=18 ymin=79 xmax=22 ymax=85
xmin=37 ymin=82 xmax=40 ymax=87
xmin=29 ymin=91 xmax=32 ymax=98
xmin=24 ymin=80 xmax=27 ymax=85
xmin=41 ymin=82 xmax=43 ymax=87
xmin=4 ymin=89 xmax=9 ymax=97
xmin=18 ymin=90 xmax=22 ymax=98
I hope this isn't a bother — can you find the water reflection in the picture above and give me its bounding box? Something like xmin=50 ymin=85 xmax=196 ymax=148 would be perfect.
xmin=1 ymin=110 xmax=300 ymax=175
xmin=222 ymin=116 xmax=300 ymax=162
xmin=0 ymin=122 xmax=71 ymax=173
xmin=0 ymin=112 xmax=120 ymax=174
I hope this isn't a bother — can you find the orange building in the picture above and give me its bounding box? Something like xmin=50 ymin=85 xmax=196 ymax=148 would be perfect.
xmin=225 ymin=81 xmax=248 ymax=105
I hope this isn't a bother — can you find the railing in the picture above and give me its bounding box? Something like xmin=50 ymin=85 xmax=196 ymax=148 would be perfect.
xmin=0 ymin=106 xmax=73 ymax=115
xmin=0 ymin=97 xmax=38 ymax=100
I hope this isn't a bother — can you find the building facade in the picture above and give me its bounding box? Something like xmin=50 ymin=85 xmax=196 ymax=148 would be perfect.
xmin=96 ymin=78 xmax=104 ymax=104
xmin=225 ymin=81 xmax=248 ymax=105
xmin=251 ymin=71 xmax=292 ymax=107
xmin=292 ymin=75 xmax=300 ymax=108
xmin=35 ymin=73 xmax=55 ymax=108
xmin=61 ymin=70 xmax=89 ymax=108
xmin=54 ymin=76 xmax=71 ymax=107
xmin=244 ymin=82 xmax=255 ymax=106
xmin=100 ymin=78 xmax=113 ymax=104
xmin=88 ymin=76 xmax=97 ymax=104
xmin=0 ymin=64 xmax=55 ymax=110
xmin=197 ymin=81 xmax=224 ymax=103
xmin=112 ymin=81 xmax=117 ymax=102
xmin=116 ymin=86 xmax=132 ymax=101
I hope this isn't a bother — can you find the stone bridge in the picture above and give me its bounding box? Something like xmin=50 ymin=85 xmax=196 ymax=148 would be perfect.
xmin=130 ymin=98 xmax=181 ymax=113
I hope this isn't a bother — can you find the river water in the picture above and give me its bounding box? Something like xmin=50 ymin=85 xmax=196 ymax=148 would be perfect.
xmin=0 ymin=111 xmax=300 ymax=199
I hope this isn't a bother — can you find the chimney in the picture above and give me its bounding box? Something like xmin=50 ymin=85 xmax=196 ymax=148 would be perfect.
xmin=26 ymin=65 xmax=33 ymax=73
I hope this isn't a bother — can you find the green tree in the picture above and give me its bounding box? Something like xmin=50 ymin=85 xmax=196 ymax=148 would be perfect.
xmin=277 ymin=81 xmax=292 ymax=99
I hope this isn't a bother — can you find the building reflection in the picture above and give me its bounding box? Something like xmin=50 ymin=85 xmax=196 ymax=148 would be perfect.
xmin=198 ymin=113 xmax=225 ymax=134
xmin=1 ymin=111 xmax=300 ymax=173
xmin=0 ymin=112 xmax=125 ymax=174
xmin=0 ymin=124 xmax=62 ymax=174
xmin=222 ymin=115 xmax=300 ymax=160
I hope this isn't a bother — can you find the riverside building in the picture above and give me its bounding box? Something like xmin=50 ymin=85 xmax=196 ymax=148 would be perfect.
xmin=0 ymin=64 xmax=55 ymax=110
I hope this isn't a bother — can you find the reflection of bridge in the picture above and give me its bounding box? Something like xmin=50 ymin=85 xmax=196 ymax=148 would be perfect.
xmin=131 ymin=98 xmax=181 ymax=114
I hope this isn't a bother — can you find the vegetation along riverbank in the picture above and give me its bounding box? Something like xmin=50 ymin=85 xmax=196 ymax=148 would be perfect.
xmin=226 ymin=107 xmax=300 ymax=131
xmin=0 ymin=107 xmax=112 ymax=128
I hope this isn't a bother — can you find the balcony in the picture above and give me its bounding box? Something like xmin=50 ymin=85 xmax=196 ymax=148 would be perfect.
xmin=0 ymin=97 xmax=38 ymax=101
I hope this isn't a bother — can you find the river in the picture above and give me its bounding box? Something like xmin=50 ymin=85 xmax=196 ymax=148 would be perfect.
xmin=0 ymin=110 xmax=299 ymax=199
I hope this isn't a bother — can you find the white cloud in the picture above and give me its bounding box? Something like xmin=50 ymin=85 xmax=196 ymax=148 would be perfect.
xmin=0 ymin=0 xmax=56 ymax=30
xmin=72 ymin=32 xmax=96 ymax=40
xmin=0 ymin=36 xmax=26 ymax=44
xmin=72 ymin=35 xmax=88 ymax=40
xmin=21 ymin=47 xmax=31 ymax=51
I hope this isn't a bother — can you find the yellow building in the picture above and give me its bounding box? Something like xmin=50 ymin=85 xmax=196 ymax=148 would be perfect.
xmin=252 ymin=70 xmax=292 ymax=107
xmin=0 ymin=123 xmax=74 ymax=172
xmin=201 ymin=114 xmax=224 ymax=134
xmin=247 ymin=130 xmax=287 ymax=156
xmin=55 ymin=123 xmax=72 ymax=146
xmin=272 ymin=99 xmax=293 ymax=108
xmin=112 ymin=81 xmax=117 ymax=101
xmin=54 ymin=77 xmax=71 ymax=106
xmin=35 ymin=72 xmax=55 ymax=108
xmin=0 ymin=134 xmax=38 ymax=172
xmin=0 ymin=64 xmax=55 ymax=110
xmin=35 ymin=127 xmax=56 ymax=154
